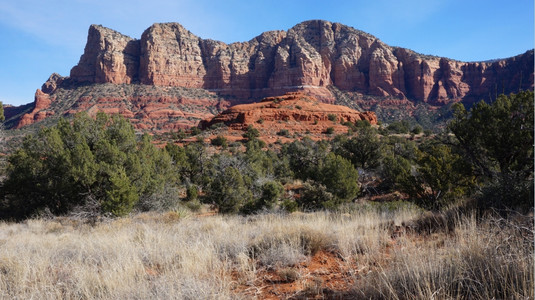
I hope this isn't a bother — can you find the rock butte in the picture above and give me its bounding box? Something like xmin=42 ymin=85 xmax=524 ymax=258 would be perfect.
xmin=200 ymin=92 xmax=377 ymax=135
xmin=10 ymin=20 xmax=534 ymax=131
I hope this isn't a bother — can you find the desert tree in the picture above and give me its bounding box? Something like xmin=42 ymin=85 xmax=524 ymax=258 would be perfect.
xmin=1 ymin=112 xmax=174 ymax=219
xmin=449 ymin=91 xmax=534 ymax=209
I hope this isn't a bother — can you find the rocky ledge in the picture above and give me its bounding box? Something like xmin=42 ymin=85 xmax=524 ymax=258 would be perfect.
xmin=200 ymin=92 xmax=377 ymax=135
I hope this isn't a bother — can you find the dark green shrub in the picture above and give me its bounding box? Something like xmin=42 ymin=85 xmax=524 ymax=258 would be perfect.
xmin=186 ymin=185 xmax=199 ymax=201
xmin=1 ymin=113 xmax=173 ymax=219
xmin=190 ymin=127 xmax=201 ymax=136
xmin=318 ymin=153 xmax=360 ymax=202
xmin=282 ymin=199 xmax=299 ymax=212
xmin=207 ymin=166 xmax=252 ymax=214
xmin=411 ymin=125 xmax=423 ymax=135
xmin=209 ymin=122 xmax=226 ymax=130
xmin=355 ymin=119 xmax=371 ymax=128
xmin=281 ymin=138 xmax=329 ymax=181
xmin=335 ymin=126 xmax=383 ymax=169
xmin=277 ymin=129 xmax=290 ymax=137
xmin=242 ymin=125 xmax=260 ymax=140
xmin=449 ymin=91 xmax=534 ymax=210
xmin=386 ymin=120 xmax=410 ymax=134
xmin=296 ymin=181 xmax=334 ymax=210
xmin=259 ymin=180 xmax=284 ymax=209
xmin=327 ymin=114 xmax=337 ymax=122
xmin=210 ymin=135 xmax=228 ymax=148
xmin=342 ymin=121 xmax=357 ymax=131
xmin=241 ymin=180 xmax=284 ymax=213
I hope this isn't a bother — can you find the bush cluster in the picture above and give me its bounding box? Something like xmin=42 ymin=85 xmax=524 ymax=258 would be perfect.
xmin=1 ymin=113 xmax=172 ymax=219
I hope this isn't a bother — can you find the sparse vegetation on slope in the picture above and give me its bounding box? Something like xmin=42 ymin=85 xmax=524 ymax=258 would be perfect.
xmin=1 ymin=91 xmax=533 ymax=220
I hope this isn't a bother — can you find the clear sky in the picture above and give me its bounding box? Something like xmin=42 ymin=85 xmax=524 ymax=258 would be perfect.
xmin=1 ymin=0 xmax=533 ymax=106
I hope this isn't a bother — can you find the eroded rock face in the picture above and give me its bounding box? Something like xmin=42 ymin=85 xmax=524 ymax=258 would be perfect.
xmin=13 ymin=83 xmax=231 ymax=132
xmin=70 ymin=25 xmax=140 ymax=84
xmin=69 ymin=20 xmax=534 ymax=104
xmin=15 ymin=73 xmax=65 ymax=128
xmin=15 ymin=89 xmax=56 ymax=128
xmin=12 ymin=20 xmax=533 ymax=130
xmin=199 ymin=92 xmax=377 ymax=135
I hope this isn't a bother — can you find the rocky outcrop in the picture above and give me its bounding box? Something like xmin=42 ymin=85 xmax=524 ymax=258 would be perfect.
xmin=200 ymin=92 xmax=377 ymax=135
xmin=70 ymin=25 xmax=140 ymax=84
xmin=14 ymin=74 xmax=66 ymax=128
xmin=69 ymin=20 xmax=534 ymax=105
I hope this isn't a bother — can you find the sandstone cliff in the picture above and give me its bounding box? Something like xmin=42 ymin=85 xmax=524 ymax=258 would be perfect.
xmin=68 ymin=20 xmax=534 ymax=104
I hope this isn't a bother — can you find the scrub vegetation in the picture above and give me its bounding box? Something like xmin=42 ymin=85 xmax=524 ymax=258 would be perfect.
xmin=0 ymin=91 xmax=532 ymax=298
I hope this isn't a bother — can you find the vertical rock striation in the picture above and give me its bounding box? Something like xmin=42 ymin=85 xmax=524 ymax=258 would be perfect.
xmin=70 ymin=25 xmax=140 ymax=84
xmin=68 ymin=20 xmax=533 ymax=105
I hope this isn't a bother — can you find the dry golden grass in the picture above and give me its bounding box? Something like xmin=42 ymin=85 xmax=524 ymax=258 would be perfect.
xmin=355 ymin=212 xmax=534 ymax=299
xmin=0 ymin=208 xmax=532 ymax=299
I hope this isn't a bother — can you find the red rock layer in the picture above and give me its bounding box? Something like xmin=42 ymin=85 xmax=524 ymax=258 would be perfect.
xmin=13 ymin=77 xmax=231 ymax=132
xmin=200 ymin=92 xmax=377 ymax=135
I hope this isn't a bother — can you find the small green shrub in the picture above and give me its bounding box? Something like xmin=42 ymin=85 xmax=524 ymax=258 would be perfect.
xmin=190 ymin=127 xmax=202 ymax=136
xmin=386 ymin=120 xmax=410 ymax=134
xmin=411 ymin=125 xmax=423 ymax=135
xmin=342 ymin=121 xmax=357 ymax=131
xmin=242 ymin=125 xmax=260 ymax=140
xmin=210 ymin=135 xmax=228 ymax=148
xmin=296 ymin=181 xmax=334 ymax=210
xmin=282 ymin=199 xmax=299 ymax=212
xmin=355 ymin=119 xmax=371 ymax=128
xmin=186 ymin=185 xmax=199 ymax=201
xmin=327 ymin=114 xmax=337 ymax=122
xmin=277 ymin=129 xmax=290 ymax=137
xmin=209 ymin=122 xmax=226 ymax=130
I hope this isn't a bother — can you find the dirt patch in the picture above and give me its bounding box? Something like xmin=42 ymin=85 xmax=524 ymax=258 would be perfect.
xmin=232 ymin=250 xmax=362 ymax=299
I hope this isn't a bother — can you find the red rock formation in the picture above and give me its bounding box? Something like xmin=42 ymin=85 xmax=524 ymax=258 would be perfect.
xmin=14 ymin=73 xmax=69 ymax=128
xmin=200 ymin=92 xmax=377 ymax=135
xmin=69 ymin=20 xmax=534 ymax=104
xmin=10 ymin=20 xmax=533 ymax=131
xmin=70 ymin=25 xmax=140 ymax=84
xmin=16 ymin=89 xmax=55 ymax=128
xmin=14 ymin=82 xmax=230 ymax=132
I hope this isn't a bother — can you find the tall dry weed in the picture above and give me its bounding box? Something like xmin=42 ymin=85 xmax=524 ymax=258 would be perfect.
xmin=0 ymin=208 xmax=530 ymax=299
xmin=356 ymin=213 xmax=534 ymax=299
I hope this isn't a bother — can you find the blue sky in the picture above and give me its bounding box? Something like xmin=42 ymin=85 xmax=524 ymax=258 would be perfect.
xmin=1 ymin=0 xmax=533 ymax=106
